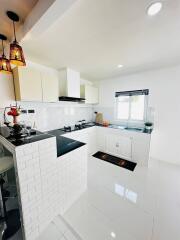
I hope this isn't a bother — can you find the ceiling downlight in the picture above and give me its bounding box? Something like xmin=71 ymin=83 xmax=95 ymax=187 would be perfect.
xmin=147 ymin=2 xmax=162 ymax=16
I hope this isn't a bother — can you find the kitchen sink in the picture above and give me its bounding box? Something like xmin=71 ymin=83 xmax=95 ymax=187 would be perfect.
xmin=124 ymin=127 xmax=143 ymax=132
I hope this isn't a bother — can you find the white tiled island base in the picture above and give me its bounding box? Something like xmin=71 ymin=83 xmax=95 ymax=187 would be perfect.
xmin=0 ymin=136 xmax=87 ymax=240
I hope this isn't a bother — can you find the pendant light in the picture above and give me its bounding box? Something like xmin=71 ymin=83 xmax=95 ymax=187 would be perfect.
xmin=0 ymin=34 xmax=12 ymax=74
xmin=7 ymin=11 xmax=26 ymax=66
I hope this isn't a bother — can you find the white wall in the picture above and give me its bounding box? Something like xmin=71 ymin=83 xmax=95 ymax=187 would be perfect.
xmin=94 ymin=65 xmax=180 ymax=165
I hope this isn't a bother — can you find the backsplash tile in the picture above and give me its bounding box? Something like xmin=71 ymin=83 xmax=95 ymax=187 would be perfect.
xmin=0 ymin=102 xmax=93 ymax=131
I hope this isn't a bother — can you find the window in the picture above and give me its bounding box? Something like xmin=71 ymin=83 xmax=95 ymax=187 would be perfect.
xmin=115 ymin=89 xmax=149 ymax=123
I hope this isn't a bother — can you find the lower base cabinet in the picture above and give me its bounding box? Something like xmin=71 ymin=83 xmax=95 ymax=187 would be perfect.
xmin=106 ymin=134 xmax=132 ymax=160
xmin=63 ymin=126 xmax=151 ymax=166
xmin=95 ymin=126 xmax=150 ymax=166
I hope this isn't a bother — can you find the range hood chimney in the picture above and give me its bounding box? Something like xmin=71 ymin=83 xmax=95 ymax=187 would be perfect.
xmin=59 ymin=68 xmax=85 ymax=102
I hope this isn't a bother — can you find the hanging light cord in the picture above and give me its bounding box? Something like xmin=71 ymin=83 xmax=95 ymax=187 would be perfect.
xmin=1 ymin=39 xmax=5 ymax=57
xmin=13 ymin=21 xmax=17 ymax=42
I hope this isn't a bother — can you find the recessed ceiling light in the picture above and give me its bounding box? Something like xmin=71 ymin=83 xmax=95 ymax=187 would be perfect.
xmin=117 ymin=64 xmax=123 ymax=68
xmin=147 ymin=2 xmax=162 ymax=16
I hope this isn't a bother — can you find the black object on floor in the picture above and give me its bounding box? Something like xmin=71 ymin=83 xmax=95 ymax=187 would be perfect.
xmin=2 ymin=209 xmax=21 ymax=240
xmin=92 ymin=151 xmax=137 ymax=171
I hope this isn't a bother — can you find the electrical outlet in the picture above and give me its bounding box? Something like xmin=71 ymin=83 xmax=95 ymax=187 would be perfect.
xmin=28 ymin=109 xmax=35 ymax=114
xmin=21 ymin=110 xmax=27 ymax=114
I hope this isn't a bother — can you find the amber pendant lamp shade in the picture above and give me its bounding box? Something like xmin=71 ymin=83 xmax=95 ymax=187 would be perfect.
xmin=10 ymin=41 xmax=26 ymax=66
xmin=0 ymin=34 xmax=12 ymax=74
xmin=7 ymin=11 xmax=26 ymax=66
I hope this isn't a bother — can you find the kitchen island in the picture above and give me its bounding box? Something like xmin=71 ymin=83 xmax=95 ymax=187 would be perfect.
xmin=0 ymin=128 xmax=87 ymax=240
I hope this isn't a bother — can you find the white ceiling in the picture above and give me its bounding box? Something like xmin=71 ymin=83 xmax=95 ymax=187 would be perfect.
xmin=0 ymin=0 xmax=39 ymax=41
xmin=22 ymin=0 xmax=180 ymax=80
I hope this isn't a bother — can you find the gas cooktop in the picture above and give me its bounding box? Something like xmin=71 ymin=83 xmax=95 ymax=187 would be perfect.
xmin=60 ymin=122 xmax=96 ymax=132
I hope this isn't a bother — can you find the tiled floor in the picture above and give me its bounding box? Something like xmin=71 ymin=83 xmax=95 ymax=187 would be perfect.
xmin=63 ymin=156 xmax=180 ymax=240
xmin=11 ymin=156 xmax=180 ymax=239
xmin=38 ymin=215 xmax=82 ymax=240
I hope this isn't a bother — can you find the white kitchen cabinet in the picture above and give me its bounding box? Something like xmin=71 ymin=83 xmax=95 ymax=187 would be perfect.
xmin=0 ymin=73 xmax=15 ymax=108
xmin=106 ymin=134 xmax=132 ymax=160
xmin=13 ymin=66 xmax=42 ymax=101
xmin=96 ymin=126 xmax=150 ymax=166
xmin=59 ymin=68 xmax=80 ymax=98
xmin=81 ymin=85 xmax=99 ymax=104
xmin=13 ymin=67 xmax=59 ymax=102
xmin=131 ymin=133 xmax=151 ymax=166
xmin=41 ymin=72 xmax=59 ymax=102
xmin=63 ymin=126 xmax=150 ymax=166
xmin=96 ymin=126 xmax=106 ymax=152
xmin=86 ymin=127 xmax=97 ymax=155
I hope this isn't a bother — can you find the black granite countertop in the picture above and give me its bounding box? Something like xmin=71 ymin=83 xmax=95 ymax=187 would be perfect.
xmin=92 ymin=123 xmax=152 ymax=134
xmin=47 ymin=129 xmax=85 ymax=157
xmin=0 ymin=127 xmax=54 ymax=147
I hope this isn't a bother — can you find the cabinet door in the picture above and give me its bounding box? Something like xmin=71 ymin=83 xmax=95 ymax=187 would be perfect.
xmin=13 ymin=67 xmax=42 ymax=101
xmin=91 ymin=86 xmax=98 ymax=104
xmin=96 ymin=127 xmax=106 ymax=152
xmin=87 ymin=127 xmax=97 ymax=155
xmin=106 ymin=134 xmax=119 ymax=156
xmin=132 ymin=134 xmax=150 ymax=166
xmin=85 ymin=85 xmax=98 ymax=104
xmin=106 ymin=133 xmax=132 ymax=160
xmin=117 ymin=136 xmax=132 ymax=160
xmin=85 ymin=85 xmax=92 ymax=104
xmin=0 ymin=73 xmax=15 ymax=107
xmin=41 ymin=72 xmax=59 ymax=102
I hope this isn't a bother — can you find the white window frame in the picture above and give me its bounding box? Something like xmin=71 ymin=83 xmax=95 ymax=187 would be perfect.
xmin=114 ymin=90 xmax=149 ymax=126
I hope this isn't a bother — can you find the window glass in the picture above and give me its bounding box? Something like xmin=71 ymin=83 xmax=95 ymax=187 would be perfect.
xmin=130 ymin=95 xmax=145 ymax=120
xmin=115 ymin=90 xmax=148 ymax=123
xmin=117 ymin=96 xmax=129 ymax=120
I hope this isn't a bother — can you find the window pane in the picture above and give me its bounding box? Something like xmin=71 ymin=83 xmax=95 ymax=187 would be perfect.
xmin=130 ymin=95 xmax=145 ymax=120
xmin=117 ymin=96 xmax=130 ymax=120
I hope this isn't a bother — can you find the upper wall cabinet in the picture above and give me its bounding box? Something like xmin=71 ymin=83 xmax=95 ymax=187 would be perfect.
xmin=59 ymin=68 xmax=80 ymax=98
xmin=41 ymin=72 xmax=59 ymax=102
xmin=0 ymin=73 xmax=15 ymax=108
xmin=13 ymin=67 xmax=59 ymax=102
xmin=81 ymin=85 xmax=99 ymax=104
xmin=13 ymin=67 xmax=42 ymax=101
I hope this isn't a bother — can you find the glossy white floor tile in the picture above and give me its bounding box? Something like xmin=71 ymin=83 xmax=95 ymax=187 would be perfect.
xmin=37 ymin=215 xmax=82 ymax=240
xmin=36 ymin=156 xmax=180 ymax=240
xmin=63 ymin=156 xmax=180 ymax=240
